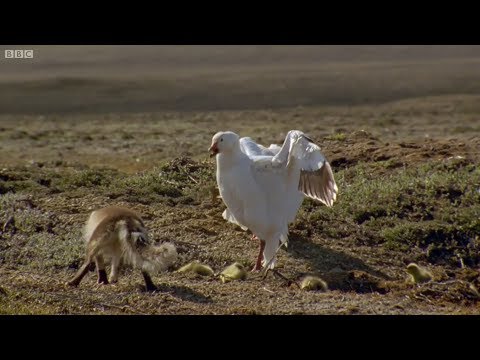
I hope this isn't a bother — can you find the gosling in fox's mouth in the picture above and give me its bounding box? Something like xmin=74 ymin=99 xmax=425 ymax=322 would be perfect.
xmin=66 ymin=206 xmax=177 ymax=291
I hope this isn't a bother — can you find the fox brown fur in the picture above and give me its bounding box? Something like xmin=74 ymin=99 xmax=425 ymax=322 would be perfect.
xmin=67 ymin=206 xmax=177 ymax=291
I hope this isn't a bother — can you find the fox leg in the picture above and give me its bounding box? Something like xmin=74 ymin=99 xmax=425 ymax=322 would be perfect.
xmin=95 ymin=255 xmax=109 ymax=284
xmin=142 ymin=271 xmax=157 ymax=291
xmin=67 ymin=257 xmax=94 ymax=287
xmin=109 ymin=255 xmax=121 ymax=284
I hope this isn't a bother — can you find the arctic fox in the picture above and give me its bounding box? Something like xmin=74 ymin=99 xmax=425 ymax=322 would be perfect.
xmin=67 ymin=206 xmax=177 ymax=291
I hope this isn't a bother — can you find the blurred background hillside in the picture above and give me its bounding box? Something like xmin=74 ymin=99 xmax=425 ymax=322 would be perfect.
xmin=1 ymin=45 xmax=480 ymax=114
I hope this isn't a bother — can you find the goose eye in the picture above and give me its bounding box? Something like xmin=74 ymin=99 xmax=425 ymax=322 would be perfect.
xmin=220 ymin=138 xmax=223 ymax=142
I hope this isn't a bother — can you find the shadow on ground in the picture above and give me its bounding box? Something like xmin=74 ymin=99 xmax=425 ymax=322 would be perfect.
xmin=153 ymin=283 xmax=213 ymax=303
xmin=284 ymin=232 xmax=392 ymax=293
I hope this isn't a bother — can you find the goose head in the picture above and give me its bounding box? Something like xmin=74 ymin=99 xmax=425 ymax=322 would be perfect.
xmin=209 ymin=131 xmax=240 ymax=158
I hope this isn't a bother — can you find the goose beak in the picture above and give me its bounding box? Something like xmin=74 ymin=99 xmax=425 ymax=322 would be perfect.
xmin=209 ymin=142 xmax=219 ymax=158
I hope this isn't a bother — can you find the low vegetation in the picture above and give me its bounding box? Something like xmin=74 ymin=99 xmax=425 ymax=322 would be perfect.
xmin=1 ymin=95 xmax=479 ymax=314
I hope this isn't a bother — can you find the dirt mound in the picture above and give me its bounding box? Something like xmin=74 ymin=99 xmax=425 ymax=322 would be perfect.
xmin=328 ymin=131 xmax=478 ymax=171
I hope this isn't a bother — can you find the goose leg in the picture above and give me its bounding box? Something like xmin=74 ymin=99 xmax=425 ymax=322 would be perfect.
xmin=252 ymin=240 xmax=265 ymax=272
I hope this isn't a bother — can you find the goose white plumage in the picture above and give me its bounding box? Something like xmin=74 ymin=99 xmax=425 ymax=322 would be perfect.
xmin=209 ymin=130 xmax=338 ymax=271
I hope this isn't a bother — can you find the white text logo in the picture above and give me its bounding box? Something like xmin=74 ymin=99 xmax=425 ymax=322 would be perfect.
xmin=5 ymin=50 xmax=34 ymax=59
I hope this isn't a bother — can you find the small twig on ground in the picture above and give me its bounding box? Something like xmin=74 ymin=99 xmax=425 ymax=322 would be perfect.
xmin=3 ymin=215 xmax=15 ymax=233
xmin=187 ymin=175 xmax=198 ymax=184
xmin=264 ymin=269 xmax=300 ymax=289
xmin=163 ymin=179 xmax=180 ymax=186
xmin=419 ymin=279 xmax=464 ymax=287
xmin=172 ymin=240 xmax=201 ymax=248
xmin=413 ymin=293 xmax=434 ymax=304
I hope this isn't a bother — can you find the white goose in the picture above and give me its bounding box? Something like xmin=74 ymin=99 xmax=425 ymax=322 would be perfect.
xmin=209 ymin=130 xmax=338 ymax=271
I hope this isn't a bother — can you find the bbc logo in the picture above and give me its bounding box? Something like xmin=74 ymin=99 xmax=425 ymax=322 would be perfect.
xmin=5 ymin=50 xmax=34 ymax=59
